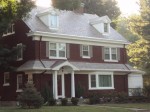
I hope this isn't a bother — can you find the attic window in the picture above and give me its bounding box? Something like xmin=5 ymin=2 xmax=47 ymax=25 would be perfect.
xmin=50 ymin=15 xmax=58 ymax=28
xmin=104 ymin=23 xmax=109 ymax=33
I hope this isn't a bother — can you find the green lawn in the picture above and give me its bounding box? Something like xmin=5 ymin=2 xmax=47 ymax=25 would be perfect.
xmin=102 ymin=103 xmax=150 ymax=110
xmin=0 ymin=106 xmax=133 ymax=112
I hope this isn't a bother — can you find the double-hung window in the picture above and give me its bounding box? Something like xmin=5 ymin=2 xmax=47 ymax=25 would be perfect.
xmin=104 ymin=47 xmax=118 ymax=61
xmin=16 ymin=74 xmax=23 ymax=92
xmin=89 ymin=72 xmax=114 ymax=90
xmin=3 ymin=72 xmax=10 ymax=86
xmin=50 ymin=15 xmax=58 ymax=29
xmin=3 ymin=24 xmax=15 ymax=36
xmin=82 ymin=45 xmax=90 ymax=58
xmin=17 ymin=43 xmax=23 ymax=61
xmin=49 ymin=43 xmax=66 ymax=59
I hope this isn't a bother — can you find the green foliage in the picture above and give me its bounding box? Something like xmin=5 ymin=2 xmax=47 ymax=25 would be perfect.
xmin=0 ymin=0 xmax=35 ymax=37
xmin=17 ymin=83 xmax=44 ymax=109
xmin=52 ymin=0 xmax=81 ymax=10
xmin=0 ymin=45 xmax=17 ymax=72
xmin=75 ymin=84 xmax=85 ymax=98
xmin=48 ymin=98 xmax=56 ymax=106
xmin=143 ymin=85 xmax=150 ymax=97
xmin=71 ymin=97 xmax=79 ymax=106
xmin=41 ymin=84 xmax=53 ymax=103
xmin=127 ymin=39 xmax=150 ymax=72
xmin=116 ymin=17 xmax=139 ymax=42
xmin=61 ymin=98 xmax=68 ymax=106
xmin=83 ymin=0 xmax=121 ymax=20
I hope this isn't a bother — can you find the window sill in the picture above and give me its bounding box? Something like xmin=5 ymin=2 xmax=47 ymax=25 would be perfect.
xmin=3 ymin=32 xmax=15 ymax=37
xmin=89 ymin=87 xmax=114 ymax=90
xmin=16 ymin=89 xmax=23 ymax=92
xmin=104 ymin=60 xmax=118 ymax=62
xmin=82 ymin=56 xmax=91 ymax=59
xmin=49 ymin=57 xmax=67 ymax=60
xmin=3 ymin=83 xmax=10 ymax=86
xmin=17 ymin=58 xmax=23 ymax=61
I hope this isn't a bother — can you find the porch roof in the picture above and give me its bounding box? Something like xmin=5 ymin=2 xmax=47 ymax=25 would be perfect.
xmin=17 ymin=60 xmax=143 ymax=74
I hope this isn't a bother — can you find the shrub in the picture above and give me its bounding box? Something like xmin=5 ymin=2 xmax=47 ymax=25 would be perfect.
xmin=130 ymin=88 xmax=143 ymax=96
xmin=115 ymin=92 xmax=128 ymax=103
xmin=41 ymin=84 xmax=53 ymax=103
xmin=89 ymin=94 xmax=100 ymax=104
xmin=75 ymin=84 xmax=85 ymax=98
xmin=61 ymin=98 xmax=68 ymax=106
xmin=48 ymin=98 xmax=56 ymax=106
xmin=17 ymin=83 xmax=44 ymax=109
xmin=71 ymin=97 xmax=79 ymax=106
xmin=143 ymin=85 xmax=150 ymax=97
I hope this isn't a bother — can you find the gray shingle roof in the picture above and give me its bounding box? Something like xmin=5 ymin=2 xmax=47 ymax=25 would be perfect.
xmin=24 ymin=6 xmax=128 ymax=42
xmin=17 ymin=60 xmax=141 ymax=73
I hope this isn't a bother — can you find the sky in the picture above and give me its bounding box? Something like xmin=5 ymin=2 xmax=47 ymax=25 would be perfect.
xmin=35 ymin=0 xmax=140 ymax=16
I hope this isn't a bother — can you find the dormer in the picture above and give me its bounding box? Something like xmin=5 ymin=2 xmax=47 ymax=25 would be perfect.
xmin=37 ymin=8 xmax=59 ymax=30
xmin=89 ymin=15 xmax=111 ymax=35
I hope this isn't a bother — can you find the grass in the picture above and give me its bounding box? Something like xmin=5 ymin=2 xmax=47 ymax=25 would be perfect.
xmin=102 ymin=103 xmax=150 ymax=110
xmin=0 ymin=106 xmax=133 ymax=112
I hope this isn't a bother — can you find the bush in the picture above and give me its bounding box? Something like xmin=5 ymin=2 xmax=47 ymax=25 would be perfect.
xmin=143 ymin=85 xmax=150 ymax=97
xmin=48 ymin=98 xmax=56 ymax=106
xmin=89 ymin=94 xmax=100 ymax=104
xmin=17 ymin=83 xmax=44 ymax=109
xmin=71 ymin=97 xmax=79 ymax=106
xmin=115 ymin=92 xmax=128 ymax=103
xmin=75 ymin=84 xmax=85 ymax=98
xmin=130 ymin=88 xmax=143 ymax=96
xmin=61 ymin=98 xmax=68 ymax=106
xmin=41 ymin=84 xmax=53 ymax=103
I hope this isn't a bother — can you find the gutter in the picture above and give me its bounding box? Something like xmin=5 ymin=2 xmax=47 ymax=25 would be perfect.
xmin=27 ymin=31 xmax=130 ymax=45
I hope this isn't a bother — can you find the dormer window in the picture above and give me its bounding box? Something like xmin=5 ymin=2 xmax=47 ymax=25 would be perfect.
xmin=50 ymin=15 xmax=58 ymax=29
xmin=104 ymin=23 xmax=109 ymax=33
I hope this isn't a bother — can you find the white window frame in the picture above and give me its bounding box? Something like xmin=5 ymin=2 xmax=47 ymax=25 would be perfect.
xmin=16 ymin=74 xmax=23 ymax=92
xmin=88 ymin=72 xmax=114 ymax=90
xmin=49 ymin=42 xmax=66 ymax=59
xmin=103 ymin=23 xmax=110 ymax=34
xmin=50 ymin=14 xmax=59 ymax=29
xmin=17 ymin=43 xmax=23 ymax=61
xmin=3 ymin=24 xmax=15 ymax=36
xmin=82 ymin=45 xmax=90 ymax=58
xmin=3 ymin=72 xmax=10 ymax=86
xmin=104 ymin=47 xmax=118 ymax=62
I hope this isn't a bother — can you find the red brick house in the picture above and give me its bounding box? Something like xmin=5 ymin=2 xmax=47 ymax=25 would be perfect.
xmin=0 ymin=6 xmax=144 ymax=102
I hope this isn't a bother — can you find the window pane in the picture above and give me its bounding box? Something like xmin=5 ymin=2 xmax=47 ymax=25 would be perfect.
xmin=59 ymin=51 xmax=65 ymax=57
xmin=17 ymin=44 xmax=23 ymax=60
xmin=83 ymin=51 xmax=89 ymax=56
xmin=18 ymin=75 xmax=23 ymax=89
xmin=111 ymin=48 xmax=116 ymax=54
xmin=83 ymin=45 xmax=88 ymax=51
xmin=104 ymin=23 xmax=108 ymax=32
xmin=59 ymin=43 xmax=65 ymax=51
xmin=51 ymin=15 xmax=57 ymax=28
xmin=99 ymin=75 xmax=112 ymax=87
xmin=50 ymin=50 xmax=56 ymax=57
xmin=91 ymin=75 xmax=96 ymax=88
xmin=112 ymin=54 xmax=117 ymax=60
xmin=50 ymin=43 xmax=56 ymax=49
xmin=104 ymin=48 xmax=110 ymax=60
xmin=5 ymin=74 xmax=9 ymax=83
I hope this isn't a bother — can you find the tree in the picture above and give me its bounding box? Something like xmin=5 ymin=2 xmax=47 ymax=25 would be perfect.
xmin=116 ymin=17 xmax=139 ymax=42
xmin=0 ymin=0 xmax=35 ymax=38
xmin=127 ymin=39 xmax=150 ymax=73
xmin=0 ymin=0 xmax=35 ymax=72
xmin=52 ymin=0 xmax=81 ymax=10
xmin=83 ymin=0 xmax=120 ymax=20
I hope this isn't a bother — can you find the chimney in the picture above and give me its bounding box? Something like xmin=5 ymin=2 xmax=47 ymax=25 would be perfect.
xmin=74 ymin=3 xmax=85 ymax=14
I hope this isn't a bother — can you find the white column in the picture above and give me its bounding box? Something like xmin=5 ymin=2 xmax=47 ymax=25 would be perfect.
xmin=53 ymin=71 xmax=58 ymax=99
xmin=71 ymin=71 xmax=75 ymax=97
xmin=62 ymin=73 xmax=65 ymax=98
xmin=52 ymin=73 xmax=55 ymax=98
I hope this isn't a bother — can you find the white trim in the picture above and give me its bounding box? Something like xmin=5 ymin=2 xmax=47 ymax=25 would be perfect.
xmin=71 ymin=71 xmax=75 ymax=97
xmin=17 ymin=43 xmax=23 ymax=61
xmin=82 ymin=45 xmax=90 ymax=58
xmin=88 ymin=72 xmax=114 ymax=90
xmin=49 ymin=42 xmax=66 ymax=59
xmin=62 ymin=73 xmax=65 ymax=98
xmin=3 ymin=24 xmax=15 ymax=37
xmin=27 ymin=31 xmax=130 ymax=47
xmin=3 ymin=72 xmax=10 ymax=86
xmin=17 ymin=74 xmax=23 ymax=92
xmin=104 ymin=47 xmax=118 ymax=62
xmin=52 ymin=61 xmax=79 ymax=71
